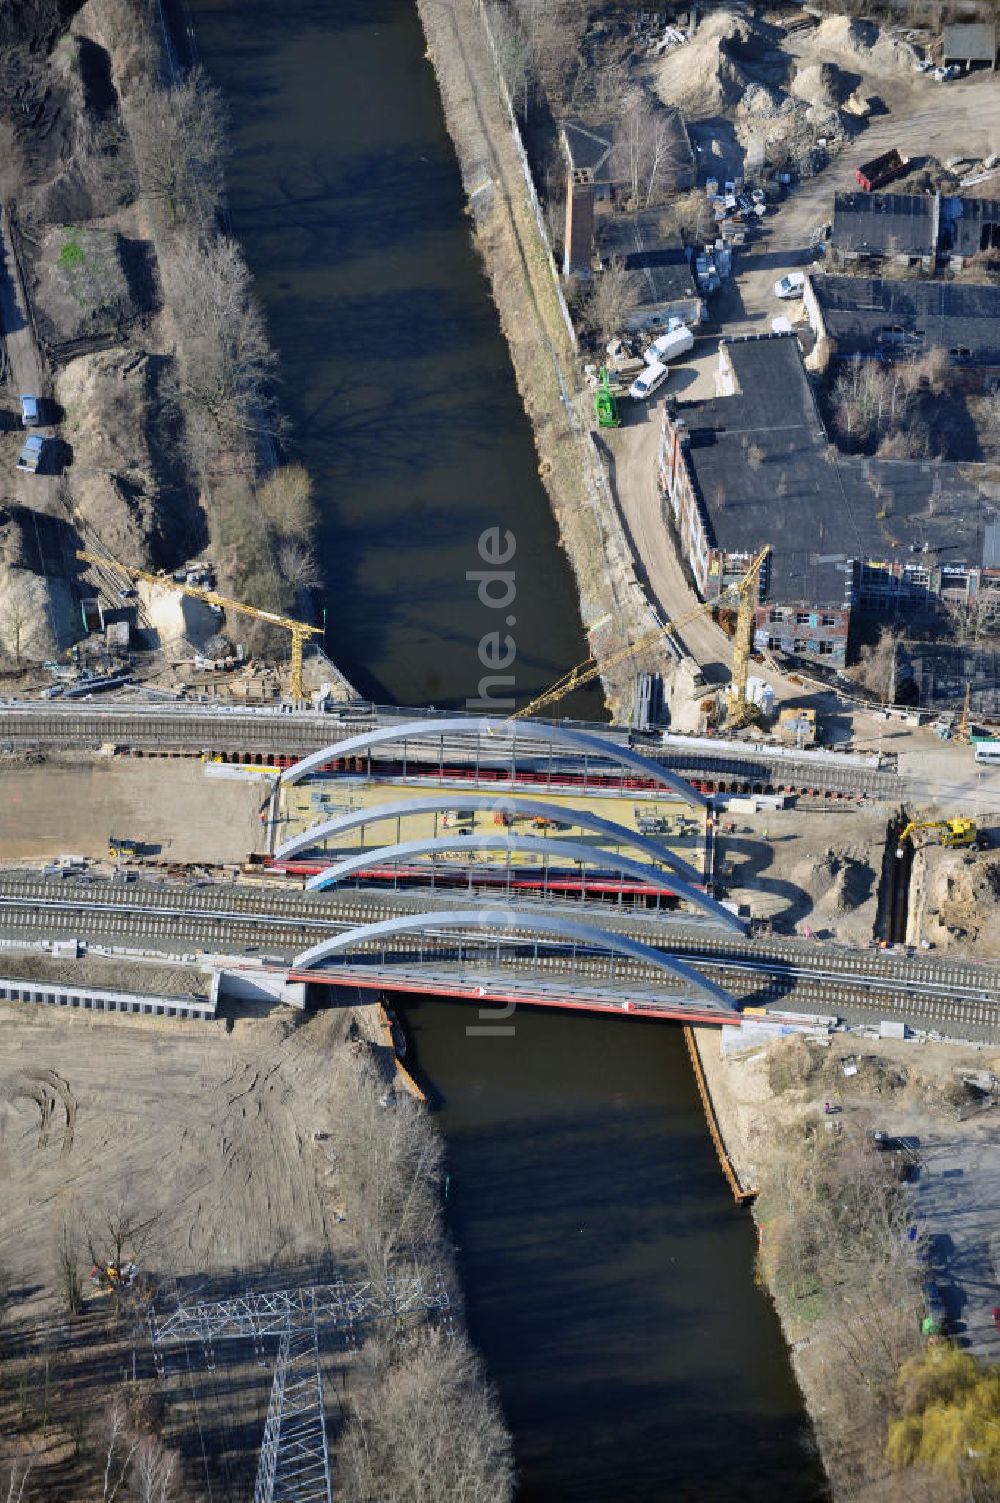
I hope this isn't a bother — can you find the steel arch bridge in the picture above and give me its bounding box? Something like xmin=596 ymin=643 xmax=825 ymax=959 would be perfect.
xmin=271 ymin=718 xmax=737 ymax=921
xmin=290 ymin=909 xmax=740 ymax=1023
xmin=296 ymin=829 xmax=741 ymax=933
xmin=277 ymin=716 xmax=709 ymax=808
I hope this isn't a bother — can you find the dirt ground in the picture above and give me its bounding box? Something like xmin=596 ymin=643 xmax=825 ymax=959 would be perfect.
xmin=0 ymin=756 xmax=266 ymax=865
xmin=909 ymin=842 xmax=1000 ymax=958
xmin=717 ymin=801 xmax=887 ymax=938
xmin=0 ymin=1002 xmax=359 ymax=1317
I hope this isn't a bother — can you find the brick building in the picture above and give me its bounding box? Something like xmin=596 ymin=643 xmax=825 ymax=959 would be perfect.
xmin=656 ymin=333 xmax=1000 ymax=667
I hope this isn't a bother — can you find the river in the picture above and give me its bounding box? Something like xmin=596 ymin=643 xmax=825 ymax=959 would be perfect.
xmin=185 ymin=0 xmax=826 ymax=1497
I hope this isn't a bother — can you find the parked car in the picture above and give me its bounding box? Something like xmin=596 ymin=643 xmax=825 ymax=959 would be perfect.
xmin=19 ymin=394 xmax=41 ymax=426
xmin=933 ymin=64 xmax=961 ymax=81
xmin=628 ymin=360 xmax=670 ymax=401
xmin=15 ymin=435 xmax=48 ymax=473
xmin=773 ymin=272 xmax=806 ymax=300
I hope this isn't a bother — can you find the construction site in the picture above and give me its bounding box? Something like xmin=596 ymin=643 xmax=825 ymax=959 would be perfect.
xmin=4 ymin=0 xmax=1000 ymax=1500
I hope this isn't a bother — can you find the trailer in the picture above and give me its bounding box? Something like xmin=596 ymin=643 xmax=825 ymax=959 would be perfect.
xmin=854 ymin=148 xmax=909 ymax=192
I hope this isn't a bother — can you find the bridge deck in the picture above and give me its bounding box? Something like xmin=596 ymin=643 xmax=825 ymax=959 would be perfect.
xmin=277 ymin=774 xmax=706 ymax=887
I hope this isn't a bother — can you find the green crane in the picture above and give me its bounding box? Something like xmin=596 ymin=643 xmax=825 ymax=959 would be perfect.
xmin=594 ymin=367 xmax=620 ymax=429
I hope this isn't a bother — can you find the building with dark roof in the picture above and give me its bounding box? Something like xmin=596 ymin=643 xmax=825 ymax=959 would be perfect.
xmin=939 ymin=194 xmax=1000 ymax=265
xmin=804 ymin=273 xmax=1000 ymax=380
xmin=597 ymin=211 xmax=701 ymax=329
xmin=831 ymin=192 xmax=938 ymax=268
xmin=559 ymin=110 xmax=695 ymax=280
xmin=942 ymin=21 xmax=998 ymax=71
xmin=656 ymin=333 xmax=1000 ymax=666
xmin=560 ymin=119 xmax=616 ymax=186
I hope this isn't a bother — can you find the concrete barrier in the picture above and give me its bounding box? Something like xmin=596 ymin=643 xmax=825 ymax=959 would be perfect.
xmin=0 ymin=975 xmax=216 ymax=1020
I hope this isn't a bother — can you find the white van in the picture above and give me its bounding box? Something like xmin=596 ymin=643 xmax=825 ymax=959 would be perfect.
xmin=974 ymin=742 xmax=1000 ymax=764
xmin=629 ymin=361 xmax=669 ymax=401
xmin=644 ymin=324 xmax=694 ymax=366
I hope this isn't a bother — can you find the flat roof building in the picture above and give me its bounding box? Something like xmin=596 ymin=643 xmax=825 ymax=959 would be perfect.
xmin=597 ymin=211 xmax=701 ymax=329
xmin=942 ymin=21 xmax=998 ymax=70
xmin=657 ymin=333 xmax=1000 ymax=666
xmin=806 ymin=273 xmax=1000 ymax=374
xmin=831 ymin=192 xmax=938 ymax=267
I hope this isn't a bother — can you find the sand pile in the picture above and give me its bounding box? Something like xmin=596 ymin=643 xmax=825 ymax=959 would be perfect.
xmin=652 ymin=9 xmax=751 ymax=117
xmin=790 ymin=61 xmax=848 ymax=111
xmin=809 ymin=16 xmax=916 ymax=75
xmin=802 ymin=850 xmax=874 ymax=915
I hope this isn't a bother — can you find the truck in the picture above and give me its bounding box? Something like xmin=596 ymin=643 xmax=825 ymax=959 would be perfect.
xmin=854 ymin=148 xmax=909 ymax=192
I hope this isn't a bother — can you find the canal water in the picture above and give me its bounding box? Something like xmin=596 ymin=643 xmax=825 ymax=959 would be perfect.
xmin=186 ymin=1 xmax=827 ymax=1497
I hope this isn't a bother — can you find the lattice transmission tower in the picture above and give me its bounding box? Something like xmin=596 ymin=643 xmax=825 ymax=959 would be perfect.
xmin=149 ymin=1275 xmax=451 ymax=1502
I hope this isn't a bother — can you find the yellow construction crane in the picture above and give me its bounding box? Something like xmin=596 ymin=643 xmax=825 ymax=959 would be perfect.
xmin=895 ymin=818 xmax=979 ymax=858
xmin=508 ymin=547 xmax=771 ymax=724
xmin=75 ymin=550 xmax=324 ymax=701
xmin=725 ymin=547 xmax=770 ymax=730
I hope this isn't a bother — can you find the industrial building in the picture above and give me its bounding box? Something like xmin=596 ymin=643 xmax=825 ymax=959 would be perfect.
xmin=804 ymin=273 xmax=1000 ymax=385
xmin=830 ymin=190 xmax=1000 ymax=272
xmin=830 ymin=192 xmax=938 ymax=269
xmin=942 ymin=20 xmax=998 ymax=71
xmin=656 ymin=333 xmax=1000 ymax=666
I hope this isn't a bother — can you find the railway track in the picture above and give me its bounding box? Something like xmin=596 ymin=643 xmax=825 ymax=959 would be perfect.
xmin=0 ymin=873 xmax=996 ymax=1037
xmin=0 ymin=701 xmax=901 ymax=799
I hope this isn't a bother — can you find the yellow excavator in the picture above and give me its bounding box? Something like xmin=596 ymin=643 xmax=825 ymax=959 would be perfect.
xmin=895 ymin=818 xmax=979 ymax=858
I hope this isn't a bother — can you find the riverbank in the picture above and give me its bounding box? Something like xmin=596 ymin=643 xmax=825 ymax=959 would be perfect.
xmin=414 ymin=0 xmax=660 ymax=720
xmin=0 ymin=0 xmax=348 ymax=696
xmin=694 ymin=1022 xmax=1000 ymax=1501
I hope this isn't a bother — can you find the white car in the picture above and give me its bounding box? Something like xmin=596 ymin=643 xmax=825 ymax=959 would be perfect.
xmin=628 ymin=361 xmax=669 ymax=401
xmin=773 ymin=272 xmax=806 ymax=300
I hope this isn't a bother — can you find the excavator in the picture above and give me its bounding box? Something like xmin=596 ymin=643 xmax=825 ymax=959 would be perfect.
xmin=90 ymin=1261 xmax=138 ymax=1295
xmin=895 ymin=818 xmax=980 ymax=858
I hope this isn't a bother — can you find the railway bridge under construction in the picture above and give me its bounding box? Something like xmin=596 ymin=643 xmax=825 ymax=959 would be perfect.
xmin=1 ymin=717 xmax=999 ymax=1036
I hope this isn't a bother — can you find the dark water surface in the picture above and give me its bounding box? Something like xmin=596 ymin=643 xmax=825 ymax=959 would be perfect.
xmin=187 ymin=0 xmax=595 ymax=712
xmin=186 ymin=1 xmax=826 ymax=1497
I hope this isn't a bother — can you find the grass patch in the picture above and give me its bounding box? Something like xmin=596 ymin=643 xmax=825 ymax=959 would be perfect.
xmin=58 ymin=236 xmax=86 ymax=272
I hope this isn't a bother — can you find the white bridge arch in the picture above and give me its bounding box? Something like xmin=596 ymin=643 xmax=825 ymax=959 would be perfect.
xmin=291 ymin=909 xmax=738 ymax=1014
xmin=279 ymin=717 xmax=708 ymax=810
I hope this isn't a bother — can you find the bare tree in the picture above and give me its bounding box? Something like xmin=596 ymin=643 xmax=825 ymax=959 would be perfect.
xmin=485 ymin=1 xmax=529 ymax=116
xmin=340 ymin=1328 xmax=514 ymax=1503
xmin=1 ymin=1459 xmax=33 ymax=1503
xmin=585 ymin=256 xmax=641 ymax=344
xmin=833 ymin=361 xmax=913 ymax=447
xmin=56 ymin=1216 xmax=84 ymax=1316
xmin=130 ymin=1437 xmax=177 ymax=1503
xmin=849 ymin=626 xmax=901 ymax=702
xmin=277 ymin=539 xmax=321 ymax=592
xmin=101 ymin=1397 xmax=140 ymax=1503
xmin=127 ymin=67 xmax=228 ymax=228
xmin=613 ymin=94 xmax=685 ymax=209
xmin=163 ymin=234 xmax=277 ymax=447
xmin=257 ymin=465 xmax=317 ymax=540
